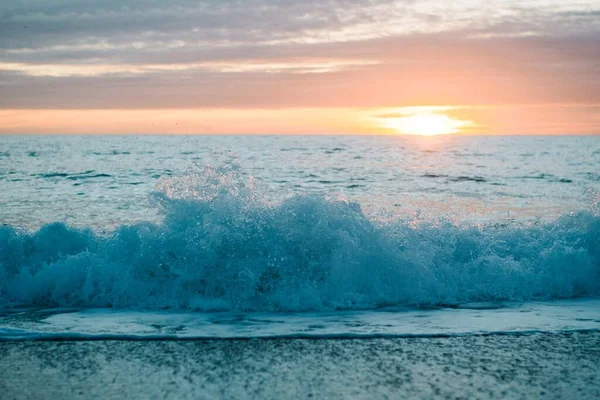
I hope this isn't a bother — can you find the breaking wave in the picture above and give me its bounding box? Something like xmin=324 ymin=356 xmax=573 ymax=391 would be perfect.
xmin=1 ymin=163 xmax=599 ymax=311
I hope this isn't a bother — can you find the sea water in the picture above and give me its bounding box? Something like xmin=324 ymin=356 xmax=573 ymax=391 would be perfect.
xmin=0 ymin=135 xmax=599 ymax=339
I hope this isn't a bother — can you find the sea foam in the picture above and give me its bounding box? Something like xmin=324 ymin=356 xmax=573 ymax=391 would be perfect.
xmin=1 ymin=164 xmax=599 ymax=311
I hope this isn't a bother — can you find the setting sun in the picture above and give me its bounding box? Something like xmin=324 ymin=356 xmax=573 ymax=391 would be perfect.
xmin=381 ymin=113 xmax=473 ymax=136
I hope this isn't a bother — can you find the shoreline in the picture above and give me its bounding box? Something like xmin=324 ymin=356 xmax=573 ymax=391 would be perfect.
xmin=1 ymin=332 xmax=599 ymax=399
xmin=1 ymin=328 xmax=599 ymax=342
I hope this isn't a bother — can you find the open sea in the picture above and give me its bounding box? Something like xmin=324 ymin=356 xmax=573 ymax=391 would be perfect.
xmin=0 ymin=134 xmax=599 ymax=339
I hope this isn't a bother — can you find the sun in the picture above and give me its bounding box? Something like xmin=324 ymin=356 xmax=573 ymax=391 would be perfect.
xmin=381 ymin=112 xmax=472 ymax=136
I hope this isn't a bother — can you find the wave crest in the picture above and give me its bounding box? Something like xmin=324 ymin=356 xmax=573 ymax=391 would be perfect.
xmin=1 ymin=165 xmax=599 ymax=311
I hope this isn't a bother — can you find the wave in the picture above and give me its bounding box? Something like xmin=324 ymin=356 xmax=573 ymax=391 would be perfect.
xmin=1 ymin=164 xmax=599 ymax=311
xmin=2 ymin=299 xmax=599 ymax=340
xmin=33 ymin=170 xmax=112 ymax=180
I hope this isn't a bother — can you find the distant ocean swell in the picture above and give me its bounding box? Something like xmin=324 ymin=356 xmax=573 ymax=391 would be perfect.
xmin=1 ymin=168 xmax=599 ymax=311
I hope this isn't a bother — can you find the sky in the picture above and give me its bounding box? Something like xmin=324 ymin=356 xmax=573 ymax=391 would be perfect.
xmin=0 ymin=0 xmax=599 ymax=135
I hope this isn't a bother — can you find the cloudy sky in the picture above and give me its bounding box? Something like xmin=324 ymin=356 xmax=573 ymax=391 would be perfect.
xmin=0 ymin=0 xmax=599 ymax=134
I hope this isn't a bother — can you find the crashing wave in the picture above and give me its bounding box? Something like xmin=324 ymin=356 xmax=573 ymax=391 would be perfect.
xmin=0 ymin=163 xmax=599 ymax=311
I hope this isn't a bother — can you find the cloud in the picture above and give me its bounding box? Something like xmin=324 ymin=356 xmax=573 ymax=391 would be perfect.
xmin=1 ymin=1 xmax=598 ymax=56
xmin=0 ymin=0 xmax=598 ymax=109
xmin=0 ymin=59 xmax=378 ymax=77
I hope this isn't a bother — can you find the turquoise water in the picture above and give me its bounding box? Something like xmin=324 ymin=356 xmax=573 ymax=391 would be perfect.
xmin=0 ymin=135 xmax=599 ymax=336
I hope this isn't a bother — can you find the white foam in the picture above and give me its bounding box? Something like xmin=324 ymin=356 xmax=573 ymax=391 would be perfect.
xmin=1 ymin=298 xmax=599 ymax=340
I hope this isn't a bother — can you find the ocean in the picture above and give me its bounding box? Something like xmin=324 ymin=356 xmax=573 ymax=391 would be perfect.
xmin=0 ymin=134 xmax=599 ymax=339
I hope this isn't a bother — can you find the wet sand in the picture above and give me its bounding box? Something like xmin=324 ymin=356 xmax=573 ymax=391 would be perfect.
xmin=1 ymin=332 xmax=599 ymax=399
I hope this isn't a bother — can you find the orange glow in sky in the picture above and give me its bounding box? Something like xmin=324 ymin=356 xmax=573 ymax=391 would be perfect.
xmin=1 ymin=105 xmax=599 ymax=135
xmin=0 ymin=1 xmax=599 ymax=135
xmin=379 ymin=110 xmax=474 ymax=136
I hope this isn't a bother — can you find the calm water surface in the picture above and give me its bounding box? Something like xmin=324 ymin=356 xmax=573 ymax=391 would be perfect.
xmin=1 ymin=135 xmax=599 ymax=228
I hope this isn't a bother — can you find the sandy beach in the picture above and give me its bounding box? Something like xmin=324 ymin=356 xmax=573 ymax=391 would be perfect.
xmin=1 ymin=332 xmax=599 ymax=399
